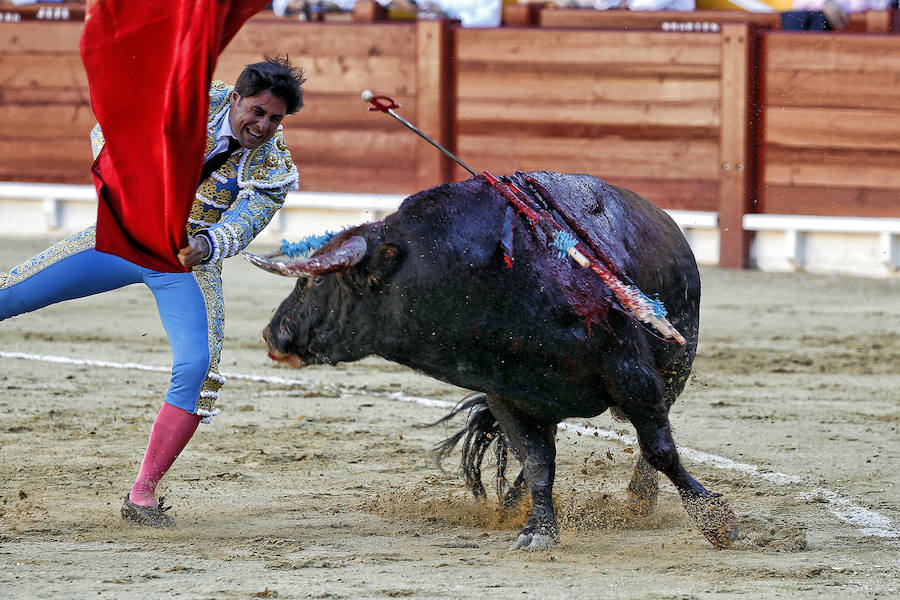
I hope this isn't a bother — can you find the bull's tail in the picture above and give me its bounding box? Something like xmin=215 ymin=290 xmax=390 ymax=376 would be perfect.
xmin=428 ymin=393 xmax=524 ymax=505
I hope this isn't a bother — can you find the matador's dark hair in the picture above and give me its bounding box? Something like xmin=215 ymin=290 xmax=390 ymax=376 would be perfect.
xmin=235 ymin=55 xmax=307 ymax=114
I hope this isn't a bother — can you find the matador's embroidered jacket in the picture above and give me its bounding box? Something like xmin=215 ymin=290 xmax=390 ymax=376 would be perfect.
xmin=85 ymin=81 xmax=298 ymax=417
xmin=91 ymin=80 xmax=299 ymax=263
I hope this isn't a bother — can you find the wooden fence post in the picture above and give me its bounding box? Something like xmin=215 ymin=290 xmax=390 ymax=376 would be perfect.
xmin=864 ymin=9 xmax=892 ymax=32
xmin=718 ymin=23 xmax=761 ymax=269
xmin=503 ymin=2 xmax=542 ymax=26
xmin=352 ymin=0 xmax=388 ymax=22
xmin=416 ymin=19 xmax=456 ymax=190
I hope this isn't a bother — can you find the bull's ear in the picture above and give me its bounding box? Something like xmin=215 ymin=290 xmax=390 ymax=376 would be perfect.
xmin=366 ymin=243 xmax=401 ymax=287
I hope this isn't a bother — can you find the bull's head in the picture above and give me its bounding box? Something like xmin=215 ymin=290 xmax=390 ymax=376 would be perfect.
xmin=242 ymin=232 xmax=400 ymax=368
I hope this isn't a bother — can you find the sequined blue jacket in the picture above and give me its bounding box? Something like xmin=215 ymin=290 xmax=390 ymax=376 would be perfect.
xmin=90 ymin=81 xmax=298 ymax=264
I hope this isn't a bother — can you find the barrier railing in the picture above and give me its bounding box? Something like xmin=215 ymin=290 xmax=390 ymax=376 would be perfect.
xmin=2 ymin=11 xmax=899 ymax=272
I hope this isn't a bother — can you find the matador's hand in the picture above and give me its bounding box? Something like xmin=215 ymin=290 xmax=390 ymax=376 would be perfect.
xmin=178 ymin=235 xmax=210 ymax=268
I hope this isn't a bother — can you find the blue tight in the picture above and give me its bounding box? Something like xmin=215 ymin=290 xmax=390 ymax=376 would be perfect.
xmin=0 ymin=245 xmax=211 ymax=414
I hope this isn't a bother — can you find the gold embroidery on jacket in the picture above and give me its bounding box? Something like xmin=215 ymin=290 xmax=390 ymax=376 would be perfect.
xmin=0 ymin=227 xmax=96 ymax=290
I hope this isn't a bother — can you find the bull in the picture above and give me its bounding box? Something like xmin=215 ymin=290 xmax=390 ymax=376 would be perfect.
xmin=246 ymin=171 xmax=738 ymax=551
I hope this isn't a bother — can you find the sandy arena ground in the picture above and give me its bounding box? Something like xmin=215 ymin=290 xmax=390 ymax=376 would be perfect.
xmin=0 ymin=235 xmax=898 ymax=599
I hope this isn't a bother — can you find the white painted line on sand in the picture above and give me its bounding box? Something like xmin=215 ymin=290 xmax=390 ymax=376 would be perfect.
xmin=2 ymin=349 xmax=897 ymax=541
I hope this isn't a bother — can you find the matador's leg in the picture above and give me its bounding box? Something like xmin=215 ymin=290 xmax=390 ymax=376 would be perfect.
xmin=125 ymin=262 xmax=226 ymax=519
xmin=0 ymin=226 xmax=142 ymax=320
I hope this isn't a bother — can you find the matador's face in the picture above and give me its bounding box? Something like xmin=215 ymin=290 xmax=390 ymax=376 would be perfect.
xmin=228 ymin=89 xmax=288 ymax=150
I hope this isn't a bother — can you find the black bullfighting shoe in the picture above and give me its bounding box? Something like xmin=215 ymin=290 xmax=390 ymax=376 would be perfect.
xmin=121 ymin=494 xmax=175 ymax=529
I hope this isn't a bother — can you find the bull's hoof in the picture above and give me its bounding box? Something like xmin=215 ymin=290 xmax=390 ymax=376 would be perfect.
xmin=682 ymin=494 xmax=738 ymax=548
xmin=626 ymin=458 xmax=659 ymax=516
xmin=626 ymin=488 xmax=658 ymax=517
xmin=511 ymin=532 xmax=556 ymax=551
xmin=500 ymin=485 xmax=527 ymax=509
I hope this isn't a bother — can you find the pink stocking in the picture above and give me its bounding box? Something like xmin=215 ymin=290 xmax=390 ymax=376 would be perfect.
xmin=129 ymin=403 xmax=201 ymax=507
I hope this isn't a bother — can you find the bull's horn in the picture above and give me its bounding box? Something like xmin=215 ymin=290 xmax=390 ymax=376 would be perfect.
xmin=241 ymin=235 xmax=367 ymax=277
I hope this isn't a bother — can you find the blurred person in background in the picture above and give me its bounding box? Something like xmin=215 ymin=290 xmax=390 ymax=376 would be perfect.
xmin=554 ymin=0 xmax=695 ymax=11
xmin=412 ymin=0 xmax=503 ymax=26
xmin=271 ymin=0 xmax=355 ymax=18
xmin=787 ymin=0 xmax=871 ymax=30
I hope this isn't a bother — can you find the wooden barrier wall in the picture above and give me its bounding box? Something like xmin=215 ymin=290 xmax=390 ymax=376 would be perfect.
xmin=0 ymin=22 xmax=91 ymax=185
xmin=761 ymin=32 xmax=900 ymax=219
xmin=213 ymin=21 xmax=423 ymax=194
xmin=453 ymin=26 xmax=723 ymax=213
xmin=1 ymin=15 xmax=899 ymax=268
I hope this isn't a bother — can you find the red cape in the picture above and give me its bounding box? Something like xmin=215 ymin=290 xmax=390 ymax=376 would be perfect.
xmin=80 ymin=0 xmax=269 ymax=272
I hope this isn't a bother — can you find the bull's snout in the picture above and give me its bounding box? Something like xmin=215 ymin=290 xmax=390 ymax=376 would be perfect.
xmin=262 ymin=322 xmax=307 ymax=369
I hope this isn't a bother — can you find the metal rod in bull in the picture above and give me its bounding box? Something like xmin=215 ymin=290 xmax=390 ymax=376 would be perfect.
xmin=361 ymin=90 xmax=592 ymax=268
xmin=361 ymin=90 xmax=686 ymax=346
xmin=361 ymin=90 xmax=478 ymax=177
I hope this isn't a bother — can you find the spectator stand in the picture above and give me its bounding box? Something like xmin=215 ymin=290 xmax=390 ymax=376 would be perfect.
xmin=511 ymin=2 xmax=897 ymax=32
xmin=0 ymin=1 xmax=83 ymax=22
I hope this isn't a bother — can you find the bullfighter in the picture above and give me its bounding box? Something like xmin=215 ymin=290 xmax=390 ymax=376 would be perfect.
xmin=0 ymin=56 xmax=306 ymax=529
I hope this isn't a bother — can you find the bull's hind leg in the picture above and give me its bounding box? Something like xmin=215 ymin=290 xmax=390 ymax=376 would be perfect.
xmin=607 ymin=355 xmax=737 ymax=548
xmin=625 ymin=455 xmax=659 ymax=516
xmin=485 ymin=395 xmax=559 ymax=551
xmin=614 ymin=405 xmax=660 ymax=515
xmin=616 ymin=359 xmax=692 ymax=517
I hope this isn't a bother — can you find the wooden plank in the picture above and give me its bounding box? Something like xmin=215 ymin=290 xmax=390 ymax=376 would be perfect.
xmin=457 ymin=99 xmax=719 ymax=131
xmin=764 ymin=147 xmax=900 ymax=189
xmin=455 ymin=28 xmax=721 ymax=67
xmin=765 ymin=107 xmax=900 ymax=152
xmin=0 ymin=137 xmax=92 ymax=184
xmin=298 ymin=164 xmax=416 ymax=193
xmin=1 ymin=87 xmax=90 ymax=105
xmin=213 ymin=54 xmax=416 ymax=96
xmin=763 ymin=32 xmax=900 ymax=73
xmin=760 ymin=184 xmax=900 ymax=218
xmin=605 ymin=178 xmax=720 ymax=212
xmin=0 ymin=55 xmax=88 ymax=89
xmin=289 ymin=93 xmax=417 ymax=127
xmin=764 ymin=144 xmax=900 ymax=169
xmin=0 ymin=104 xmax=95 ymax=139
xmin=457 ymin=118 xmax=716 ymax=142
xmin=415 ymin=19 xmax=456 ymax=189
xmin=458 ymin=134 xmax=719 ymax=181
xmin=458 ymin=60 xmax=719 ymax=79
xmin=457 ymin=68 xmax=720 ymax=104
xmin=0 ymin=156 xmax=91 ymax=177
xmin=765 ymin=69 xmax=900 ymax=111
xmin=0 ymin=167 xmax=92 ymax=185
xmin=0 ymin=22 xmax=83 ymax=52
xmin=282 ymin=128 xmax=416 ymax=168
xmin=222 ymin=22 xmax=416 ymax=57
xmin=4 ymin=136 xmax=91 ymax=161
xmin=718 ymin=23 xmax=759 ymax=269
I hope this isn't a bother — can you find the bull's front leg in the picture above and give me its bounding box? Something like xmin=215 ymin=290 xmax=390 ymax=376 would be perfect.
xmin=485 ymin=395 xmax=559 ymax=551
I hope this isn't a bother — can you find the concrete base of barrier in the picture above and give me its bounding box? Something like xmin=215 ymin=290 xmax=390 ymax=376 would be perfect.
xmin=1 ymin=182 xmax=896 ymax=278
